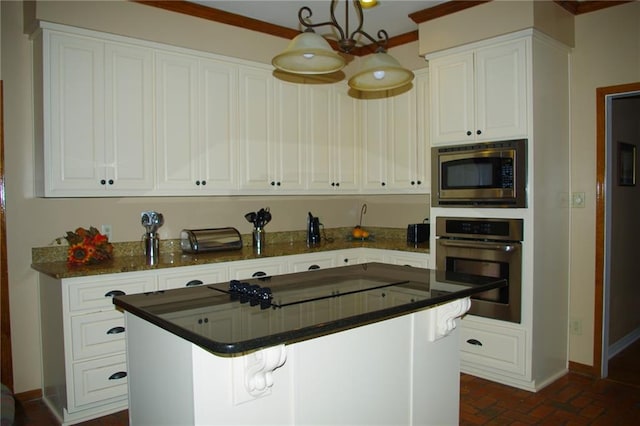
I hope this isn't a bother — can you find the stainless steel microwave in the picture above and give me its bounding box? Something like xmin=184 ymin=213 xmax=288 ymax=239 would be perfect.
xmin=431 ymin=139 xmax=527 ymax=207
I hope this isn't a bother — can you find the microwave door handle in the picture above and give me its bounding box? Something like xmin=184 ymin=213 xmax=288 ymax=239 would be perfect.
xmin=438 ymin=240 xmax=517 ymax=252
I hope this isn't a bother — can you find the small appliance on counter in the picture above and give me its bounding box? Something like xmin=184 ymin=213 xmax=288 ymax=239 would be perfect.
xmin=407 ymin=219 xmax=429 ymax=246
xmin=141 ymin=211 xmax=164 ymax=265
xmin=180 ymin=228 xmax=243 ymax=253
xmin=244 ymin=207 xmax=272 ymax=253
xmin=307 ymin=212 xmax=321 ymax=246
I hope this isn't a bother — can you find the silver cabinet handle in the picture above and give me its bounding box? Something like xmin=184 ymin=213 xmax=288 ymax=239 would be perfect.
xmin=438 ymin=240 xmax=517 ymax=252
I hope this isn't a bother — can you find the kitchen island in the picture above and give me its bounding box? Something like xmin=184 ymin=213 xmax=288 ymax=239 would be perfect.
xmin=114 ymin=263 xmax=505 ymax=425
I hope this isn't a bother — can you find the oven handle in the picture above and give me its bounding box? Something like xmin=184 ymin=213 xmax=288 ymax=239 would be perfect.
xmin=438 ymin=240 xmax=518 ymax=252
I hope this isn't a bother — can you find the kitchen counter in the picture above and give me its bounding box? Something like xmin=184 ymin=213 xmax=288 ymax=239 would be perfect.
xmin=118 ymin=263 xmax=502 ymax=425
xmin=31 ymin=227 xmax=428 ymax=279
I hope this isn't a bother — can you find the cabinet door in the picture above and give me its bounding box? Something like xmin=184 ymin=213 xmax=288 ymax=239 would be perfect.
xmin=429 ymin=52 xmax=475 ymax=145
xmin=360 ymin=98 xmax=388 ymax=191
xmin=474 ymin=39 xmax=528 ymax=142
xmin=199 ymin=58 xmax=239 ymax=192
xmin=45 ymin=32 xmax=154 ymax=196
xmin=333 ymin=87 xmax=360 ymax=191
xmin=155 ymin=52 xmax=200 ymax=192
xmin=47 ymin=32 xmax=106 ymax=194
xmin=238 ymin=66 xmax=274 ymax=191
xmin=415 ymin=69 xmax=430 ymax=192
xmin=386 ymin=88 xmax=419 ymax=190
xmin=273 ymin=79 xmax=305 ymax=191
xmin=306 ymin=84 xmax=359 ymax=192
xmin=104 ymin=43 xmax=154 ymax=192
xmin=306 ymin=84 xmax=334 ymax=191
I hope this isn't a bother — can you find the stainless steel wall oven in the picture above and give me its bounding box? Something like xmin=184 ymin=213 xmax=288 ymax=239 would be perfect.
xmin=435 ymin=217 xmax=523 ymax=323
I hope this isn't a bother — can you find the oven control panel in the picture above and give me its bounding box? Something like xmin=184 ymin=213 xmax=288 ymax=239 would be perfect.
xmin=436 ymin=217 xmax=523 ymax=242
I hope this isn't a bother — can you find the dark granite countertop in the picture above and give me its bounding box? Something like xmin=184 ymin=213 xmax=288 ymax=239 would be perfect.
xmin=113 ymin=262 xmax=505 ymax=356
xmin=31 ymin=227 xmax=429 ymax=279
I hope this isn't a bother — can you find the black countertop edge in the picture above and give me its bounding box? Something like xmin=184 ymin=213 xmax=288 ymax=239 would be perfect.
xmin=113 ymin=277 xmax=506 ymax=357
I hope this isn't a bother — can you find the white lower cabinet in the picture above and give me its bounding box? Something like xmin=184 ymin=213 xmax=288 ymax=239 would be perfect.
xmin=287 ymin=251 xmax=341 ymax=272
xmin=228 ymin=257 xmax=288 ymax=280
xmin=71 ymin=354 xmax=128 ymax=408
xmin=458 ymin=316 xmax=527 ymax=382
xmin=39 ymin=271 xmax=156 ymax=424
xmin=70 ymin=310 xmax=126 ymax=361
xmin=39 ymin=248 xmax=429 ymax=424
xmin=157 ymin=263 xmax=228 ymax=290
xmin=382 ymin=250 xmax=430 ymax=267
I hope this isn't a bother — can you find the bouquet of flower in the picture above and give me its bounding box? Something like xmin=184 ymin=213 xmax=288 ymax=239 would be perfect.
xmin=65 ymin=227 xmax=114 ymax=265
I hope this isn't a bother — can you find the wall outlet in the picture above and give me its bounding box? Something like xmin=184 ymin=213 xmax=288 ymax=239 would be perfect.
xmin=571 ymin=192 xmax=586 ymax=208
xmin=101 ymin=224 xmax=113 ymax=241
xmin=569 ymin=318 xmax=583 ymax=335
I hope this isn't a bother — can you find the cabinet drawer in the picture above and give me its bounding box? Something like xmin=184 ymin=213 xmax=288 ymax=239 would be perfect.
xmin=288 ymin=253 xmax=338 ymax=272
xmin=71 ymin=310 xmax=125 ymax=361
xmin=67 ymin=273 xmax=156 ymax=312
xmin=228 ymin=258 xmax=287 ymax=280
xmin=71 ymin=354 xmax=128 ymax=410
xmin=157 ymin=264 xmax=228 ymax=290
xmin=459 ymin=318 xmax=526 ymax=376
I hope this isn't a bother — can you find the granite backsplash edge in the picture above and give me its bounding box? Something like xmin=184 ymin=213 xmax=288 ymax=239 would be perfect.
xmin=32 ymin=227 xmax=412 ymax=263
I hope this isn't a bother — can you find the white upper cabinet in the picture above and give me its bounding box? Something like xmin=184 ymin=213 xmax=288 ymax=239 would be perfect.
xmin=360 ymin=74 xmax=428 ymax=193
xmin=155 ymin=53 xmax=238 ymax=194
xmin=36 ymin=23 xmax=429 ymax=197
xmin=415 ymin=69 xmax=431 ymax=192
xmin=272 ymin=78 xmax=306 ymax=192
xmin=40 ymin=29 xmax=154 ymax=196
xmin=306 ymin=83 xmax=359 ymax=192
xmin=428 ymin=38 xmax=528 ymax=145
xmin=238 ymin=66 xmax=305 ymax=193
xmin=360 ymin=97 xmax=389 ymax=191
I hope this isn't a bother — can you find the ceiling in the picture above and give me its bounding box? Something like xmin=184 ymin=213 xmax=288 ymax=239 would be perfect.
xmin=189 ymin=1 xmax=447 ymax=41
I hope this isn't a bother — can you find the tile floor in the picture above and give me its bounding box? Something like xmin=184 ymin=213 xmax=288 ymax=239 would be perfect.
xmin=14 ymin=340 xmax=640 ymax=425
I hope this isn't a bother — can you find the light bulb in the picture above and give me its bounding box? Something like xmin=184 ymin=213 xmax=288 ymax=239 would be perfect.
xmin=373 ymin=70 xmax=385 ymax=80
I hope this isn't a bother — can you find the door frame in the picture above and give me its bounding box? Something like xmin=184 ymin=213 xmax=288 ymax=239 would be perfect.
xmin=594 ymin=82 xmax=640 ymax=377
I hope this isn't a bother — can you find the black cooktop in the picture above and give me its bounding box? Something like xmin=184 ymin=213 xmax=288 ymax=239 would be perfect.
xmin=113 ymin=262 xmax=506 ymax=355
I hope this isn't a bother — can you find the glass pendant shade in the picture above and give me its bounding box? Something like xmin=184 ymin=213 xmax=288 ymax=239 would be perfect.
xmin=348 ymin=52 xmax=415 ymax=92
xmin=272 ymin=31 xmax=346 ymax=75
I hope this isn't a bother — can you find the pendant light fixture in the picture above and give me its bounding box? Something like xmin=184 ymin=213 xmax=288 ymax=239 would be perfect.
xmin=272 ymin=0 xmax=414 ymax=92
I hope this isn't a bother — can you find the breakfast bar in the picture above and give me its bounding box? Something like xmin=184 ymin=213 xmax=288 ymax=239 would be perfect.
xmin=113 ymin=262 xmax=505 ymax=425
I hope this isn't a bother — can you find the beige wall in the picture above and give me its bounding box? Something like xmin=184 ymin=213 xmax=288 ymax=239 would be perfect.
xmin=2 ymin=0 xmax=428 ymax=393
xmin=417 ymin=0 xmax=574 ymax=55
xmin=568 ymin=1 xmax=640 ymax=366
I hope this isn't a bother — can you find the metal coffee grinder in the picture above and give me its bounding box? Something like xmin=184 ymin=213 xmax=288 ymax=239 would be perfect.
xmin=141 ymin=211 xmax=164 ymax=265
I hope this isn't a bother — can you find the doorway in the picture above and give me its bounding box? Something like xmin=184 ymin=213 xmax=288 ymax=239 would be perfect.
xmin=595 ymin=82 xmax=640 ymax=383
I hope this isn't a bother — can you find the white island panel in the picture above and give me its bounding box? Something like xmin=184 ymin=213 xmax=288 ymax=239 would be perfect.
xmin=125 ymin=302 xmax=464 ymax=425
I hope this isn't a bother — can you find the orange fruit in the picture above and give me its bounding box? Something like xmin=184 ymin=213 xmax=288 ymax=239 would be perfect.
xmin=361 ymin=230 xmax=370 ymax=239
xmin=352 ymin=227 xmax=364 ymax=238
